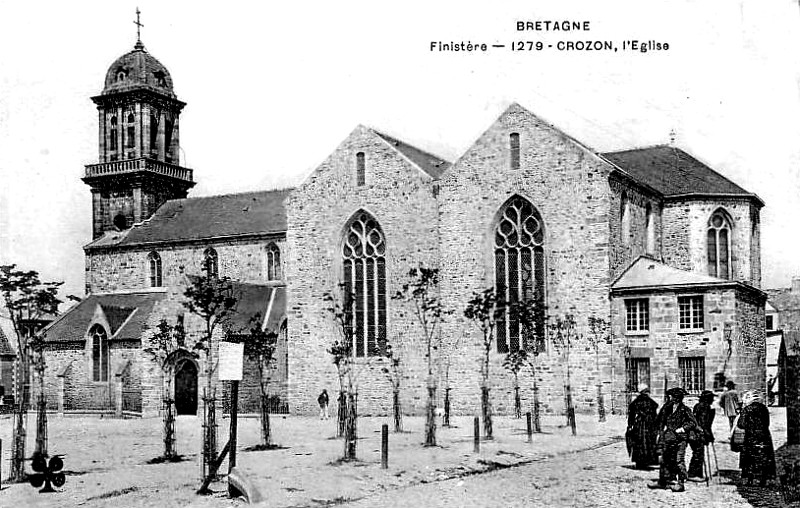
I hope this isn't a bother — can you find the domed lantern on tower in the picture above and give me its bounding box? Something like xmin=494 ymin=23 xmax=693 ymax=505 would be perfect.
xmin=82 ymin=9 xmax=195 ymax=239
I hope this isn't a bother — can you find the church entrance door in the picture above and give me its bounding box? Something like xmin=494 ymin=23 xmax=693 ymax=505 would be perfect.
xmin=175 ymin=360 xmax=198 ymax=415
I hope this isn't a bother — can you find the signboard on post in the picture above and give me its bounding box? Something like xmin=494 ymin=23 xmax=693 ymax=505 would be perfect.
xmin=218 ymin=342 xmax=244 ymax=381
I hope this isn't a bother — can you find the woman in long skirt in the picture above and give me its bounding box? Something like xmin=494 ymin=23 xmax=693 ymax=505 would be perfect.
xmin=737 ymin=390 xmax=776 ymax=486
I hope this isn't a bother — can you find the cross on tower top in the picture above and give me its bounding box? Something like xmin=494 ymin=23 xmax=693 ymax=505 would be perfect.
xmin=134 ymin=7 xmax=145 ymax=49
xmin=668 ymin=128 xmax=677 ymax=146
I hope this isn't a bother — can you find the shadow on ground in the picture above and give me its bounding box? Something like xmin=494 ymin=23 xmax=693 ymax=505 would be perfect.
xmin=718 ymin=469 xmax=785 ymax=508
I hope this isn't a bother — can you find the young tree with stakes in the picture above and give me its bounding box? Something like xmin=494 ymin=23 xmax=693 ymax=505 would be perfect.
xmin=381 ymin=340 xmax=404 ymax=433
xmin=144 ymin=317 xmax=194 ymax=461
xmin=324 ymin=286 xmax=360 ymax=460
xmin=550 ymin=314 xmax=578 ymax=436
xmin=238 ymin=316 xmax=279 ymax=448
xmin=587 ymin=315 xmax=610 ymax=423
xmin=464 ymin=288 xmax=505 ymax=440
xmin=392 ymin=264 xmax=447 ymax=447
xmin=440 ymin=332 xmax=463 ymax=428
xmin=0 ymin=265 xmax=61 ymax=482
xmin=502 ymin=349 xmax=526 ymax=419
xmin=182 ymin=262 xmax=239 ymax=481
xmin=509 ymin=297 xmax=547 ymax=432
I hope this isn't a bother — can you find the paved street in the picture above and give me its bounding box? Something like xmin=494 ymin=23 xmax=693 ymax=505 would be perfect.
xmin=338 ymin=440 xmax=786 ymax=508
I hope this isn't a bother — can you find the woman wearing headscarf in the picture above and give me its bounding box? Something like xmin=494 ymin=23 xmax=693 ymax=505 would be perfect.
xmin=626 ymin=383 xmax=659 ymax=469
xmin=737 ymin=390 xmax=776 ymax=486
xmin=688 ymin=390 xmax=715 ymax=480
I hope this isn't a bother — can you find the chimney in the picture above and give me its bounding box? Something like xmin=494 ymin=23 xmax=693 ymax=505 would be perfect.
xmin=793 ymin=277 xmax=800 ymax=293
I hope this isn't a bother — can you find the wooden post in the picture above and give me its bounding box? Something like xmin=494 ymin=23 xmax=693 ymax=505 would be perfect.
xmin=473 ymin=416 xmax=480 ymax=453
xmin=1 ymin=438 xmax=3 ymax=491
xmin=229 ymin=380 xmax=239 ymax=473
xmin=526 ymin=412 xmax=532 ymax=443
xmin=381 ymin=424 xmax=388 ymax=469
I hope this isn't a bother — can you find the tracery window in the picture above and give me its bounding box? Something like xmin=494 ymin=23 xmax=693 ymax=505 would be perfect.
xmin=494 ymin=196 xmax=545 ymax=353
xmin=148 ymin=251 xmax=163 ymax=287
xmin=203 ymin=247 xmax=219 ymax=278
xmin=645 ymin=204 xmax=655 ymax=254
xmin=266 ymin=243 xmax=281 ymax=281
xmin=707 ymin=210 xmax=732 ymax=279
xmin=620 ymin=192 xmax=630 ymax=245
xmin=90 ymin=324 xmax=110 ymax=382
xmin=342 ymin=212 xmax=386 ymax=357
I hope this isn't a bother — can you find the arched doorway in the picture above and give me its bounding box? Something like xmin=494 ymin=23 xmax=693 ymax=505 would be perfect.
xmin=174 ymin=360 xmax=198 ymax=415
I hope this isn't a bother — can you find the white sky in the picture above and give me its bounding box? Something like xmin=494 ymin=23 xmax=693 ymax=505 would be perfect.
xmin=1 ymin=0 xmax=799 ymax=301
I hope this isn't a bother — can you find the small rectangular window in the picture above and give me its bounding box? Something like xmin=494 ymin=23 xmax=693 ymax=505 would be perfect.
xmin=356 ymin=152 xmax=366 ymax=186
xmin=625 ymin=299 xmax=649 ymax=332
xmin=626 ymin=358 xmax=650 ymax=392
xmin=766 ymin=315 xmax=775 ymax=331
xmin=678 ymin=295 xmax=704 ymax=330
xmin=679 ymin=356 xmax=705 ymax=394
xmin=510 ymin=133 xmax=520 ymax=170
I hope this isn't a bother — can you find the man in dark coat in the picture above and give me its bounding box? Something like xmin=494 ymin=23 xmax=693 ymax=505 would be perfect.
xmin=688 ymin=390 xmax=715 ymax=480
xmin=649 ymin=387 xmax=699 ymax=492
xmin=627 ymin=383 xmax=659 ymax=469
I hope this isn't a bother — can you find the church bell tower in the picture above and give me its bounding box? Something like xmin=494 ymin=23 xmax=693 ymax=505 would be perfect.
xmin=82 ymin=11 xmax=195 ymax=239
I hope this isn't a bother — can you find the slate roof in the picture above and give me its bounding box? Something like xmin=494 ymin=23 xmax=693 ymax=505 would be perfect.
xmin=612 ymin=257 xmax=725 ymax=291
xmin=766 ymin=288 xmax=800 ymax=312
xmin=602 ymin=146 xmax=762 ymax=204
xmin=85 ymin=189 xmax=291 ymax=250
xmin=373 ymin=131 xmax=452 ymax=179
xmin=225 ymin=282 xmax=286 ymax=335
xmin=0 ymin=326 xmax=14 ymax=357
xmin=41 ymin=291 xmax=166 ymax=343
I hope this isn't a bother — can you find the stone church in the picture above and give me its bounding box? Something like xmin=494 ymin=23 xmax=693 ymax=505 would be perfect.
xmin=40 ymin=34 xmax=767 ymax=418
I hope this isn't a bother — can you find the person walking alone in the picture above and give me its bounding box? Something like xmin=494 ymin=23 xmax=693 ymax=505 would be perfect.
xmin=720 ymin=380 xmax=741 ymax=430
xmin=738 ymin=391 xmax=776 ymax=486
xmin=318 ymin=389 xmax=330 ymax=420
xmin=626 ymin=384 xmax=659 ymax=469
xmin=688 ymin=390 xmax=715 ymax=481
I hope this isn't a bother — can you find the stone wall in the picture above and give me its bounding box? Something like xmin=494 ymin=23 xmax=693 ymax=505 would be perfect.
xmin=608 ymin=175 xmax=663 ymax=278
xmin=86 ymin=236 xmax=286 ymax=294
xmin=286 ymin=124 xmax=441 ymax=416
xmin=438 ymin=104 xmax=614 ymax=416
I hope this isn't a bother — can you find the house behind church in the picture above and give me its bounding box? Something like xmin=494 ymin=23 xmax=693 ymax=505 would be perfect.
xmin=41 ymin=34 xmax=767 ymax=417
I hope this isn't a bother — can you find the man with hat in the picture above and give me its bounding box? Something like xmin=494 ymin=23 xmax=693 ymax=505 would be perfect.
xmin=688 ymin=390 xmax=716 ymax=480
xmin=649 ymin=387 xmax=699 ymax=492
xmin=626 ymin=383 xmax=659 ymax=469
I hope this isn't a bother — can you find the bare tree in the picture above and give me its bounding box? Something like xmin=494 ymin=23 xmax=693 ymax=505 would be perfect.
xmin=144 ymin=317 xmax=194 ymax=461
xmin=0 ymin=265 xmax=61 ymax=481
xmin=182 ymin=263 xmax=238 ymax=482
xmin=509 ymin=297 xmax=547 ymax=432
xmin=502 ymin=350 xmax=526 ymax=419
xmin=392 ymin=264 xmax=447 ymax=447
xmin=464 ymin=288 xmax=504 ymax=440
xmin=440 ymin=332 xmax=463 ymax=428
xmin=381 ymin=340 xmax=404 ymax=432
xmin=324 ymin=286 xmax=359 ymax=460
xmin=239 ymin=317 xmax=279 ymax=448
xmin=587 ymin=315 xmax=610 ymax=423
xmin=550 ymin=314 xmax=578 ymax=436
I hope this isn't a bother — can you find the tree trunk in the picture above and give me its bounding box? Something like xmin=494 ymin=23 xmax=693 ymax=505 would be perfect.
xmin=424 ymin=382 xmax=436 ymax=446
xmin=343 ymin=391 xmax=358 ymax=460
xmin=443 ymin=387 xmax=452 ymax=428
xmin=392 ymin=387 xmax=402 ymax=433
xmin=203 ymin=390 xmax=218 ymax=477
xmin=514 ymin=385 xmax=522 ymax=419
xmin=532 ymin=380 xmax=541 ymax=433
xmin=596 ymin=383 xmax=606 ymax=423
xmin=565 ymin=383 xmax=576 ymax=436
xmin=10 ymin=376 xmax=28 ymax=482
xmin=481 ymin=385 xmax=493 ymax=440
xmin=163 ymin=398 xmax=177 ymax=459
xmin=35 ymin=390 xmax=47 ymax=457
xmin=337 ymin=391 xmax=347 ymax=438
xmin=260 ymin=393 xmax=272 ymax=446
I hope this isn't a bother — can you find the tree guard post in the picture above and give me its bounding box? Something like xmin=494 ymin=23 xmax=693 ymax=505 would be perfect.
xmin=473 ymin=416 xmax=480 ymax=453
xmin=526 ymin=412 xmax=532 ymax=443
xmin=381 ymin=424 xmax=388 ymax=469
xmin=229 ymin=380 xmax=239 ymax=473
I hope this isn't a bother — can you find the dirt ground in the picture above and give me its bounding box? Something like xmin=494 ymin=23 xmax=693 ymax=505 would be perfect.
xmin=0 ymin=407 xmax=787 ymax=507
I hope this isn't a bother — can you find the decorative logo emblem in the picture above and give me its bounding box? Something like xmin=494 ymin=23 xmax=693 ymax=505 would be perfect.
xmin=29 ymin=452 xmax=65 ymax=493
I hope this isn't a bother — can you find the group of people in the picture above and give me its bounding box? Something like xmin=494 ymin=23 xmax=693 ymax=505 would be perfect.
xmin=626 ymin=380 xmax=776 ymax=493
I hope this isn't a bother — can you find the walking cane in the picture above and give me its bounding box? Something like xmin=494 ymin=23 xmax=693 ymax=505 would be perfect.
xmin=711 ymin=442 xmax=720 ymax=481
xmin=704 ymin=444 xmax=711 ymax=487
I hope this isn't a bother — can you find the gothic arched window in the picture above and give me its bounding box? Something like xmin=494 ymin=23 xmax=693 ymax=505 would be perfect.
xmin=356 ymin=152 xmax=366 ymax=187
xmin=148 ymin=251 xmax=163 ymax=287
xmin=494 ymin=196 xmax=546 ymax=353
xmin=110 ymin=116 xmax=118 ymax=151
xmin=620 ymin=192 xmax=630 ymax=245
xmin=707 ymin=209 xmax=732 ymax=279
xmin=645 ymin=203 xmax=655 ymax=254
xmin=342 ymin=212 xmax=386 ymax=357
xmin=203 ymin=247 xmax=218 ymax=278
xmin=90 ymin=324 xmax=109 ymax=382
xmin=266 ymin=243 xmax=281 ymax=281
